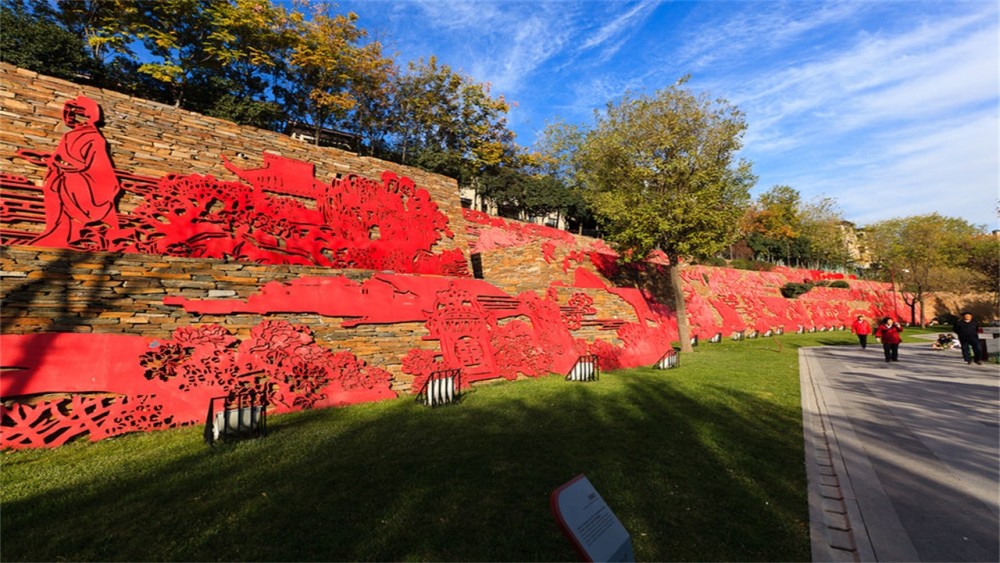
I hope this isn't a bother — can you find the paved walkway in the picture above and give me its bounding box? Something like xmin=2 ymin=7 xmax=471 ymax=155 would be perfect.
xmin=800 ymin=342 xmax=999 ymax=562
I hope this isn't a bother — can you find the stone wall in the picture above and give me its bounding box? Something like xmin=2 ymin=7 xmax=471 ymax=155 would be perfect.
xmin=0 ymin=64 xmax=923 ymax=451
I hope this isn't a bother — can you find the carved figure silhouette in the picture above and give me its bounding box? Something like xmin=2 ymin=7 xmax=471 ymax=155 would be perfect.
xmin=32 ymin=96 xmax=120 ymax=246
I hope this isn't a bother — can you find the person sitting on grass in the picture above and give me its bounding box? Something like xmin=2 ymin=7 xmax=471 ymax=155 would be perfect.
xmin=931 ymin=333 xmax=956 ymax=350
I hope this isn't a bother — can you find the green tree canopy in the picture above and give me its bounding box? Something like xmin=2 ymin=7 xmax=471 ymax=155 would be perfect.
xmin=798 ymin=196 xmax=851 ymax=270
xmin=866 ymin=214 xmax=986 ymax=325
xmin=391 ymin=57 xmax=516 ymax=187
xmin=0 ymin=1 xmax=96 ymax=81
xmin=283 ymin=8 xmax=377 ymax=143
xmin=961 ymin=234 xmax=1000 ymax=309
xmin=742 ymin=185 xmax=803 ymax=264
xmin=572 ymin=79 xmax=756 ymax=350
xmin=575 ymin=82 xmax=755 ymax=262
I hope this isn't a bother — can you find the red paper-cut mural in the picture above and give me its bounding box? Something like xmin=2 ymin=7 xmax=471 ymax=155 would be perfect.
xmin=1 ymin=91 xmax=913 ymax=451
xmin=679 ymin=265 xmax=906 ymax=339
xmin=3 ymin=97 xmax=465 ymax=275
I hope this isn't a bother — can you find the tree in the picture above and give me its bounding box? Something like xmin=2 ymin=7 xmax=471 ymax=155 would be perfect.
xmin=866 ymin=214 xmax=985 ymax=326
xmin=0 ymin=1 xmax=96 ymax=81
xmin=132 ymin=0 xmax=295 ymax=110
xmin=283 ymin=8 xmax=372 ymax=144
xmin=798 ymin=197 xmax=851 ymax=270
xmin=961 ymin=234 xmax=1000 ymax=309
xmin=52 ymin=0 xmax=157 ymax=99
xmin=55 ymin=0 xmax=137 ymax=67
xmin=391 ymin=57 xmax=515 ymax=186
xmin=475 ymin=162 xmax=580 ymax=222
xmin=190 ymin=0 xmax=300 ymax=128
xmin=743 ymin=185 xmax=802 ymax=264
xmin=528 ymin=121 xmax=595 ymax=231
xmin=341 ymin=32 xmax=397 ymax=157
xmin=574 ymin=80 xmax=755 ymax=351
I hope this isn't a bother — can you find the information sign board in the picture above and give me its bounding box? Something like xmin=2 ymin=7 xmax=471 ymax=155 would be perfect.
xmin=550 ymin=474 xmax=634 ymax=562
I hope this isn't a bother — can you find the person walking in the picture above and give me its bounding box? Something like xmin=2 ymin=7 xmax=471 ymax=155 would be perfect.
xmin=875 ymin=317 xmax=904 ymax=362
xmin=851 ymin=314 xmax=872 ymax=349
xmin=953 ymin=312 xmax=982 ymax=365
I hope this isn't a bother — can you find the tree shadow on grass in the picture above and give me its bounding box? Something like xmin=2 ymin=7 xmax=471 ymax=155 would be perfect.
xmin=1 ymin=372 xmax=810 ymax=562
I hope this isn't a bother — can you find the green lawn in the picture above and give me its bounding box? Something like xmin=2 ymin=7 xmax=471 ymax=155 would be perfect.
xmin=3 ymin=329 xmax=932 ymax=562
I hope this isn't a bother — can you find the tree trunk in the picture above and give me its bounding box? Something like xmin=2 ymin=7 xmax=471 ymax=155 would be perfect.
xmin=669 ymin=260 xmax=693 ymax=353
xmin=902 ymin=293 xmax=918 ymax=326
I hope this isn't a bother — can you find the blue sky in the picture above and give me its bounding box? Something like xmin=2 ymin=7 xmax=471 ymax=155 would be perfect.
xmin=333 ymin=0 xmax=999 ymax=230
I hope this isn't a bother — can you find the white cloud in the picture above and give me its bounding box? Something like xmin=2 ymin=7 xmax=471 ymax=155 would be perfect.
xmin=577 ymin=0 xmax=663 ymax=61
xmin=408 ymin=0 xmax=506 ymax=30
xmin=754 ymin=110 xmax=999 ymax=229
xmin=736 ymin=5 xmax=998 ymax=159
xmin=674 ymin=0 xmax=866 ymax=71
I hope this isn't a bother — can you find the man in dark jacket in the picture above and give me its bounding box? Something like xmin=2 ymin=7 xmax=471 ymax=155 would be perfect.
xmin=953 ymin=312 xmax=981 ymax=365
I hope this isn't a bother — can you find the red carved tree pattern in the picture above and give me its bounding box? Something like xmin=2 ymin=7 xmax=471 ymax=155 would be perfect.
xmin=1 ymin=322 xmax=394 ymax=449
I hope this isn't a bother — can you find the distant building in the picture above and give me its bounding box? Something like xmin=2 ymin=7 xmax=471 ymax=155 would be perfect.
xmin=458 ymin=185 xmax=568 ymax=229
xmin=840 ymin=221 xmax=871 ymax=270
xmin=285 ymin=121 xmax=360 ymax=153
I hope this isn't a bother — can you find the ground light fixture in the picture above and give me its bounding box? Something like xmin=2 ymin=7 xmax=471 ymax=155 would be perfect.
xmin=566 ymin=355 xmax=600 ymax=382
xmin=654 ymin=347 xmax=681 ymax=369
xmin=416 ymin=368 xmax=461 ymax=407
xmin=204 ymin=389 xmax=267 ymax=445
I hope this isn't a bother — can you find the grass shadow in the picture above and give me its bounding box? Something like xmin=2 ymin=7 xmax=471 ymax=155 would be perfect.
xmin=2 ymin=366 xmax=810 ymax=562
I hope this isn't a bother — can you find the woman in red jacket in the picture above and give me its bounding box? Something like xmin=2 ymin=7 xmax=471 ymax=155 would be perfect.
xmin=851 ymin=315 xmax=872 ymax=349
xmin=875 ymin=317 xmax=904 ymax=362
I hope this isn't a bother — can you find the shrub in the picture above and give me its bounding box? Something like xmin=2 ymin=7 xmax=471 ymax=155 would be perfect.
xmin=780 ymin=282 xmax=813 ymax=298
xmin=700 ymin=256 xmax=727 ymax=267
xmin=829 ymin=280 xmax=850 ymax=289
xmin=730 ymin=259 xmax=774 ymax=272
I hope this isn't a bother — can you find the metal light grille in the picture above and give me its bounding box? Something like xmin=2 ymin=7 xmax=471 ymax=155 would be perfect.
xmin=654 ymin=348 xmax=679 ymax=369
xmin=417 ymin=368 xmax=462 ymax=407
xmin=204 ymin=389 xmax=267 ymax=445
xmin=566 ymin=355 xmax=600 ymax=382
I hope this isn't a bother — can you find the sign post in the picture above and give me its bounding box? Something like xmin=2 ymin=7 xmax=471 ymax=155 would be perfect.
xmin=550 ymin=474 xmax=634 ymax=562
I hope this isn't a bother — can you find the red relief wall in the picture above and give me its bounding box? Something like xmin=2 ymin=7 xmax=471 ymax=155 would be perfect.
xmin=464 ymin=210 xmax=913 ymax=342
xmin=0 ymin=64 xmax=468 ymax=269
xmin=0 ymin=246 xmax=677 ymax=449
xmin=0 ymin=65 xmax=911 ymax=450
xmin=679 ymin=265 xmax=912 ymax=338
